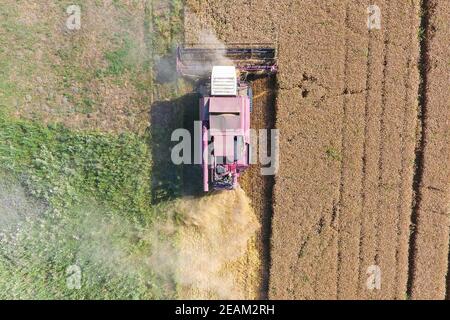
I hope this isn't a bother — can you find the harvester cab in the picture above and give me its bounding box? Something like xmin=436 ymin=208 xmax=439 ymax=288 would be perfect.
xmin=177 ymin=44 xmax=278 ymax=192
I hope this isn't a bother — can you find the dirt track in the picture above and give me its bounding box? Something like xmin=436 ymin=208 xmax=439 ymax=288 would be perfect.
xmin=183 ymin=0 xmax=450 ymax=300
xmin=239 ymin=77 xmax=277 ymax=299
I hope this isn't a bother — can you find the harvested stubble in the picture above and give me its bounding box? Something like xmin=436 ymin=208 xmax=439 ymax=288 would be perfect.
xmin=184 ymin=0 xmax=450 ymax=300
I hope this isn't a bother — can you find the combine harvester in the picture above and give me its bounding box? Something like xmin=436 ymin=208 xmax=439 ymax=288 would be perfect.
xmin=177 ymin=44 xmax=277 ymax=192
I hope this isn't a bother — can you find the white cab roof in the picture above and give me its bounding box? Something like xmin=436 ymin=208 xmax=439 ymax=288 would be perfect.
xmin=211 ymin=66 xmax=237 ymax=96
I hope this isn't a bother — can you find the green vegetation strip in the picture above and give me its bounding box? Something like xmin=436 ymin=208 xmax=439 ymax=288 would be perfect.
xmin=0 ymin=113 xmax=174 ymax=299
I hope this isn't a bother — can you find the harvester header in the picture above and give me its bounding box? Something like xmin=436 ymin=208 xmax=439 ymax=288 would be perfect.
xmin=177 ymin=43 xmax=278 ymax=78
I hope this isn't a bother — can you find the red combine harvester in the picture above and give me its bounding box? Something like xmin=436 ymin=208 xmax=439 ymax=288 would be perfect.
xmin=177 ymin=44 xmax=277 ymax=191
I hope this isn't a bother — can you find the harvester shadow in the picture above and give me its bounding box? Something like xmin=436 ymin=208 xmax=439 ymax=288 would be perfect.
xmin=150 ymin=92 xmax=203 ymax=204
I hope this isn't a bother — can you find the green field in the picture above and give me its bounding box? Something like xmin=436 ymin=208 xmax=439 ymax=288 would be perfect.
xmin=0 ymin=0 xmax=186 ymax=299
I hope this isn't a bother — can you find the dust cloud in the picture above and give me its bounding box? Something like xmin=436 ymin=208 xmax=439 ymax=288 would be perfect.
xmin=0 ymin=178 xmax=47 ymax=234
xmin=0 ymin=176 xmax=259 ymax=299
xmin=149 ymin=187 xmax=260 ymax=299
